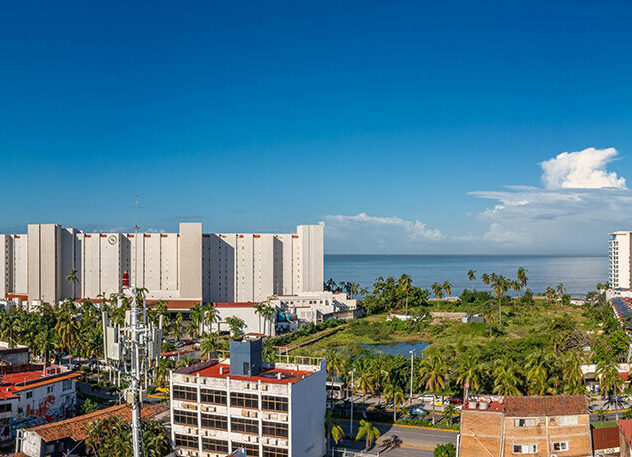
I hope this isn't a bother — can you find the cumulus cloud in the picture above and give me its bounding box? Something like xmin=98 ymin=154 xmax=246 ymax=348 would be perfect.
xmin=541 ymin=147 xmax=626 ymax=189
xmin=469 ymin=147 xmax=632 ymax=252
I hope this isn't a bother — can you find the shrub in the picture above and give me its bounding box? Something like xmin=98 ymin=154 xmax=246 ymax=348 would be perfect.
xmin=434 ymin=443 xmax=456 ymax=457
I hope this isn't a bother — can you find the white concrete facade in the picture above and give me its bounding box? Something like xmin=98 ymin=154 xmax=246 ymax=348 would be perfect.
xmin=610 ymin=231 xmax=632 ymax=290
xmin=0 ymin=223 xmax=324 ymax=305
xmin=271 ymin=291 xmax=357 ymax=324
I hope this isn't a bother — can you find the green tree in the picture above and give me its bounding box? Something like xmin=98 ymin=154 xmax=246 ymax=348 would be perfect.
xmin=200 ymin=332 xmax=218 ymax=360
xmin=597 ymin=358 xmax=625 ymax=420
xmin=325 ymin=409 xmax=344 ymax=452
xmin=467 ymin=269 xmax=476 ymax=282
xmin=434 ymin=443 xmax=456 ymax=457
xmin=253 ymin=303 xmax=267 ymax=334
xmin=431 ymin=283 xmax=443 ymax=299
xmin=383 ymin=382 xmax=405 ymax=421
xmin=226 ymin=316 xmax=245 ymax=339
xmin=442 ymin=281 xmax=452 ymax=298
xmin=418 ymin=355 xmax=449 ymax=425
xmin=517 ymin=267 xmax=528 ymax=288
xmin=355 ymin=419 xmax=380 ymax=449
xmin=86 ymin=416 xmax=171 ymax=457
xmin=492 ymin=358 xmax=522 ymax=396
xmin=66 ymin=268 xmax=79 ymax=299
xmin=81 ymin=398 xmax=99 ymax=414
xmin=398 ymin=274 xmax=412 ymax=314
xmin=55 ymin=308 xmax=80 ymax=368
xmin=455 ymin=354 xmax=485 ymax=398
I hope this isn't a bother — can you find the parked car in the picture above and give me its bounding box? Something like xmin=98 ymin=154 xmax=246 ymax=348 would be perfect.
xmin=411 ymin=408 xmax=427 ymax=416
xmin=418 ymin=394 xmax=435 ymax=403
xmin=448 ymin=396 xmax=463 ymax=404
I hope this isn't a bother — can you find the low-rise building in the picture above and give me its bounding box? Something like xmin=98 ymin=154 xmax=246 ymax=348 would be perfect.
xmin=592 ymin=425 xmax=620 ymax=456
xmin=619 ymin=420 xmax=632 ymax=456
xmin=458 ymin=395 xmax=592 ymax=457
xmin=0 ymin=364 xmax=80 ymax=442
xmin=14 ymin=403 xmax=167 ymax=457
xmin=170 ymin=337 xmax=326 ymax=457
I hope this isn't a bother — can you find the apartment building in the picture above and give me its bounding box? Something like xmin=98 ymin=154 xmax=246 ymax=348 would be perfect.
xmin=169 ymin=337 xmax=326 ymax=457
xmin=0 ymin=222 xmax=323 ymax=306
xmin=610 ymin=231 xmax=632 ymax=290
xmin=459 ymin=395 xmax=592 ymax=457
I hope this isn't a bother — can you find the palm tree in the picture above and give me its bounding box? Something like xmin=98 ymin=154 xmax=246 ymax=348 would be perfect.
xmin=204 ymin=304 xmax=220 ymax=333
xmin=467 ymin=269 xmax=476 ymax=282
xmin=253 ymin=303 xmax=267 ymax=334
xmin=383 ymin=382 xmax=405 ymax=421
xmin=556 ymin=283 xmax=566 ymax=299
xmin=418 ymin=355 xmax=449 ymax=425
xmin=517 ymin=267 xmax=528 ymax=288
xmin=492 ymin=358 xmax=522 ymax=396
xmin=398 ymin=274 xmax=413 ymax=315
xmin=355 ymin=420 xmax=380 ymax=449
xmin=35 ymin=326 xmax=57 ymax=373
xmin=66 ymin=268 xmax=79 ymax=300
xmin=490 ymin=274 xmax=509 ymax=325
xmin=172 ymin=313 xmax=184 ymax=342
xmin=597 ymin=359 xmax=625 ymax=420
xmin=262 ymin=305 xmax=276 ymax=336
xmin=431 ymin=282 xmax=443 ymax=299
xmin=525 ymin=352 xmax=555 ymax=395
xmin=455 ymin=354 xmax=484 ymax=400
xmin=481 ymin=273 xmax=491 ymax=286
xmin=325 ymin=409 xmax=344 ymax=452
xmin=561 ymin=351 xmax=586 ymax=395
xmin=442 ymin=281 xmax=452 ymax=298
xmin=200 ymin=332 xmax=218 ymax=360
xmin=155 ymin=357 xmax=175 ymax=388
xmin=442 ymin=403 xmax=458 ymax=426
xmin=189 ymin=304 xmax=204 ymax=337
xmin=55 ymin=308 xmax=80 ymax=368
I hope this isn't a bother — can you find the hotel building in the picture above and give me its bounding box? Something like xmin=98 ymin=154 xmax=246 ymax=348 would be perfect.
xmin=610 ymin=231 xmax=632 ymax=290
xmin=0 ymin=222 xmax=323 ymax=306
xmin=169 ymin=337 xmax=326 ymax=457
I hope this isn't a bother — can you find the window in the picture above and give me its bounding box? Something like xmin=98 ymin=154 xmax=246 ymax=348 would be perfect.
xmin=513 ymin=444 xmax=537 ymax=454
xmin=230 ymin=392 xmax=258 ymax=409
xmin=201 ymin=414 xmax=227 ymax=430
xmin=0 ymin=403 xmax=11 ymax=413
xmin=557 ymin=415 xmax=578 ymax=426
xmin=231 ymin=417 xmax=259 ymax=435
xmin=262 ymin=396 xmax=288 ymax=412
xmin=173 ymin=385 xmax=197 ymax=402
xmin=63 ymin=380 xmax=73 ymax=391
xmin=553 ymin=442 xmax=569 ymax=451
xmin=175 ymin=433 xmax=198 ymax=450
xmin=263 ymin=446 xmax=289 ymax=457
xmin=47 ymin=386 xmax=53 ymax=394
xmin=173 ymin=409 xmax=198 ymax=426
xmin=202 ymin=438 xmax=228 ymax=453
xmin=200 ymin=388 xmax=227 ymax=405
xmin=262 ymin=421 xmax=288 ymax=438
xmin=514 ymin=418 xmax=536 ymax=427
xmin=232 ymin=442 xmax=260 ymax=457
xmin=26 ymin=391 xmax=33 ymax=399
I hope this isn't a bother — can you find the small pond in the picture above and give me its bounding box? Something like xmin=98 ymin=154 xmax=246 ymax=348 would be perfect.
xmin=359 ymin=341 xmax=430 ymax=356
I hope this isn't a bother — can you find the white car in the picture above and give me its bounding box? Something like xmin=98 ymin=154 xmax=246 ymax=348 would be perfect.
xmin=418 ymin=394 xmax=435 ymax=403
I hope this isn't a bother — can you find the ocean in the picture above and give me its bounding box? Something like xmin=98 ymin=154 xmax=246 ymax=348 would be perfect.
xmin=324 ymin=254 xmax=608 ymax=297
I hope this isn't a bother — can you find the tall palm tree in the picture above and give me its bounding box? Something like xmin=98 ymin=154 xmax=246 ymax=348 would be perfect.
xmin=35 ymin=326 xmax=57 ymax=373
xmin=597 ymin=359 xmax=625 ymax=420
xmin=517 ymin=267 xmax=528 ymax=288
xmin=525 ymin=352 xmax=555 ymax=395
xmin=383 ymin=382 xmax=405 ymax=421
xmin=398 ymin=274 xmax=413 ymax=315
xmin=262 ymin=305 xmax=276 ymax=336
xmin=325 ymin=409 xmax=344 ymax=452
xmin=172 ymin=313 xmax=184 ymax=342
xmin=55 ymin=308 xmax=80 ymax=368
xmin=66 ymin=268 xmax=79 ymax=300
xmin=467 ymin=269 xmax=476 ymax=282
xmin=418 ymin=355 xmax=449 ymax=425
xmin=490 ymin=274 xmax=509 ymax=325
xmin=481 ymin=273 xmax=491 ymax=286
xmin=561 ymin=351 xmax=586 ymax=395
xmin=253 ymin=303 xmax=267 ymax=334
xmin=492 ymin=358 xmax=522 ymax=396
xmin=353 ymin=358 xmax=373 ymax=400
xmin=355 ymin=420 xmax=380 ymax=449
xmin=442 ymin=281 xmax=452 ymax=298
xmin=556 ymin=283 xmax=566 ymax=299
xmin=455 ymin=354 xmax=484 ymax=400
xmin=431 ymin=282 xmax=443 ymax=299
xmin=200 ymin=332 xmax=218 ymax=360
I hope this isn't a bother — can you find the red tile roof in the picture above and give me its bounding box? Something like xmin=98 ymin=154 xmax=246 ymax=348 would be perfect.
xmin=503 ymin=395 xmax=588 ymax=417
xmin=0 ymin=367 xmax=80 ymax=399
xmin=619 ymin=420 xmax=632 ymax=446
xmin=463 ymin=399 xmax=504 ymax=412
xmin=27 ymin=404 xmax=167 ymax=443
xmin=189 ymin=362 xmax=313 ymax=385
xmin=592 ymin=426 xmax=620 ymax=452
xmin=213 ymin=302 xmax=258 ymax=308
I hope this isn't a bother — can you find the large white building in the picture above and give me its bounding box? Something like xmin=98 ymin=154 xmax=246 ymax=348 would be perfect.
xmin=0 ymin=222 xmax=324 ymax=306
xmin=609 ymin=231 xmax=632 ymax=289
xmin=170 ymin=337 xmax=326 ymax=457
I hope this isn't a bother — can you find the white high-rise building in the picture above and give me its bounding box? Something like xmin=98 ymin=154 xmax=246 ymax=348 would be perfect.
xmin=609 ymin=231 xmax=632 ymax=289
xmin=0 ymin=222 xmax=324 ymax=307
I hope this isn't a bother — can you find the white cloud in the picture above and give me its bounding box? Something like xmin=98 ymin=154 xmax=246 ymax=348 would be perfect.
xmin=540 ymin=147 xmax=626 ymax=189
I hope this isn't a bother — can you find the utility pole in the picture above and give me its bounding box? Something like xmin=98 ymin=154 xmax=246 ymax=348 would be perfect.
xmin=349 ymin=369 xmax=355 ymax=437
xmin=409 ymin=350 xmax=414 ymax=405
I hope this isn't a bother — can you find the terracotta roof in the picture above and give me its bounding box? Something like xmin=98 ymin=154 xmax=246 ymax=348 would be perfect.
xmin=503 ymin=395 xmax=588 ymax=417
xmin=213 ymin=302 xmax=258 ymax=308
xmin=187 ymin=362 xmax=314 ymax=385
xmin=592 ymin=426 xmax=620 ymax=452
xmin=619 ymin=420 xmax=632 ymax=445
xmin=27 ymin=403 xmax=167 ymax=443
xmin=9 ymin=453 xmax=29 ymax=457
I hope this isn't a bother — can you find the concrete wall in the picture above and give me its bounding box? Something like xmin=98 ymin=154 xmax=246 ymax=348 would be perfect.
xmin=290 ymin=360 xmax=326 ymax=457
xmin=179 ymin=223 xmax=202 ymax=300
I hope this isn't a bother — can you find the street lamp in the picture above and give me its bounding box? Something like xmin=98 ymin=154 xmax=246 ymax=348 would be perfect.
xmin=349 ymin=369 xmax=356 ymax=437
xmin=409 ymin=350 xmax=414 ymax=405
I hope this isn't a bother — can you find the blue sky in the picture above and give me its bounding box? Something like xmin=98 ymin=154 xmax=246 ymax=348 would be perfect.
xmin=2 ymin=1 xmax=632 ymax=254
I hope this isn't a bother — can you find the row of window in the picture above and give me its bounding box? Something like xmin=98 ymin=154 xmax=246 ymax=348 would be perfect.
xmin=173 ymin=385 xmax=288 ymax=412
xmin=175 ymin=434 xmax=288 ymax=457
xmin=174 ymin=410 xmax=288 ymax=437
xmin=513 ymin=442 xmax=568 ymax=454
xmin=513 ymin=415 xmax=577 ymax=427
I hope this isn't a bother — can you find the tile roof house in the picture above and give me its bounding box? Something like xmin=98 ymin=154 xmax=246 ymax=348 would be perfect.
xmin=14 ymin=403 xmax=167 ymax=457
xmin=459 ymin=395 xmax=592 ymax=457
xmin=592 ymin=426 xmax=620 ymax=456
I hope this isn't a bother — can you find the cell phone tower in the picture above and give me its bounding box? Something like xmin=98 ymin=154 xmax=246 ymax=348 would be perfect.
xmin=102 ymin=197 xmax=162 ymax=457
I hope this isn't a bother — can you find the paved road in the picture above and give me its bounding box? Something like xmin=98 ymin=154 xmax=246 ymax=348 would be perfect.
xmin=337 ymin=418 xmax=456 ymax=455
